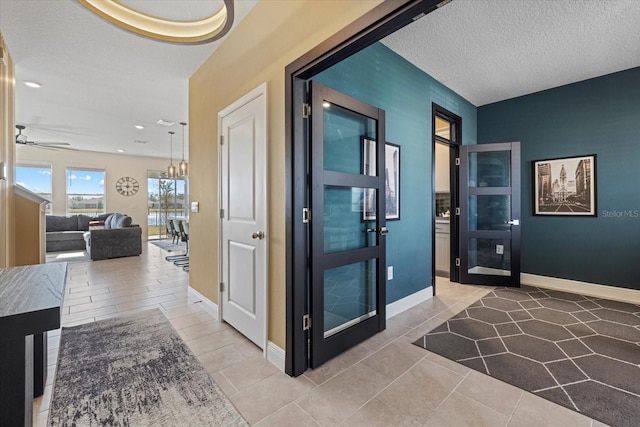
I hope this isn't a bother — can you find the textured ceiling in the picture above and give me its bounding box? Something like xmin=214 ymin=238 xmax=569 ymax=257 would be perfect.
xmin=1 ymin=0 xmax=639 ymax=158
xmin=382 ymin=0 xmax=640 ymax=106
xmin=0 ymin=0 xmax=257 ymax=158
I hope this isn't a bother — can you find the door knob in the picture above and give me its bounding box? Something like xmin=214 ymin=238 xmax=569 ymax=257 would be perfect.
xmin=252 ymin=231 xmax=265 ymax=240
xmin=366 ymin=227 xmax=388 ymax=235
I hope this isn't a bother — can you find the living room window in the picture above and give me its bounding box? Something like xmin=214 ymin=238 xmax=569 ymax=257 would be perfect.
xmin=16 ymin=164 xmax=53 ymax=214
xmin=66 ymin=168 xmax=106 ymax=216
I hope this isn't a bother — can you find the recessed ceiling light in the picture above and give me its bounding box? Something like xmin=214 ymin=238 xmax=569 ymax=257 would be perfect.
xmin=156 ymin=119 xmax=175 ymax=127
xmin=117 ymin=149 xmax=125 ymax=153
xmin=134 ymin=125 xmax=144 ymax=130
xmin=24 ymin=81 xmax=42 ymax=88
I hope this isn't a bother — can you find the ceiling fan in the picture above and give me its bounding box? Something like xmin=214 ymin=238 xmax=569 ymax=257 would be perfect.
xmin=15 ymin=124 xmax=72 ymax=149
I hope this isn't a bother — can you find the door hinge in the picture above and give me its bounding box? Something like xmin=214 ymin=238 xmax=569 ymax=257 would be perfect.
xmin=303 ymin=314 xmax=312 ymax=331
xmin=220 ymin=208 xmax=225 ymax=218
xmin=302 ymin=208 xmax=311 ymax=223
xmin=219 ymin=282 xmax=225 ymax=292
xmin=455 ymin=258 xmax=460 ymax=267
xmin=303 ymin=103 xmax=311 ymax=119
xmin=455 ymin=207 xmax=460 ymax=216
xmin=455 ymin=157 xmax=460 ymax=166
xmin=220 ymin=135 xmax=224 ymax=145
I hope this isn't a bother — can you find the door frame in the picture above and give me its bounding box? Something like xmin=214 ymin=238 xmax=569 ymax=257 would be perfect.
xmin=218 ymin=82 xmax=269 ymax=354
xmin=285 ymin=0 xmax=444 ymax=376
xmin=431 ymin=104 xmax=462 ymax=294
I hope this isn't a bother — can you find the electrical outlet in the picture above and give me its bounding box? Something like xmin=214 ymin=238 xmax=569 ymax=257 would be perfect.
xmin=496 ymin=244 xmax=504 ymax=255
xmin=387 ymin=266 xmax=393 ymax=280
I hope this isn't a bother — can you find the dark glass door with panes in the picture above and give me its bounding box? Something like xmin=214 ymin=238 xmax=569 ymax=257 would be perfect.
xmin=309 ymin=81 xmax=387 ymax=367
xmin=459 ymin=142 xmax=521 ymax=287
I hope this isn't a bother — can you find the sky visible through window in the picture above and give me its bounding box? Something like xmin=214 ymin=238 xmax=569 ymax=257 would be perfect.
xmin=66 ymin=169 xmax=105 ymax=194
xmin=16 ymin=165 xmax=52 ymax=194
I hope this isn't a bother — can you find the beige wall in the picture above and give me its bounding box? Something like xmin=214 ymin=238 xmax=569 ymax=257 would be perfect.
xmin=0 ymin=31 xmax=16 ymax=267
xmin=17 ymin=147 xmax=171 ymax=240
xmin=189 ymin=0 xmax=383 ymax=349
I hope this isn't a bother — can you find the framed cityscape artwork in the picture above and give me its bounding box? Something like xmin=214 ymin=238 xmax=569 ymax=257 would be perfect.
xmin=533 ymin=154 xmax=596 ymax=216
xmin=362 ymin=138 xmax=400 ymax=220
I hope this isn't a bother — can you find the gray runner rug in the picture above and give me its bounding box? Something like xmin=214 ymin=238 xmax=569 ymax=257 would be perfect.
xmin=49 ymin=309 xmax=248 ymax=426
xmin=150 ymin=239 xmax=186 ymax=253
xmin=414 ymin=286 xmax=640 ymax=427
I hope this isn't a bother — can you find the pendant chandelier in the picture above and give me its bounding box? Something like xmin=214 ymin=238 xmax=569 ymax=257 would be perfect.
xmin=179 ymin=122 xmax=188 ymax=176
xmin=167 ymin=131 xmax=177 ymax=178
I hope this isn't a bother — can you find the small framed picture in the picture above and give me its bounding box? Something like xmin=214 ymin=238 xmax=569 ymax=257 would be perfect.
xmin=362 ymin=138 xmax=400 ymax=220
xmin=533 ymin=154 xmax=596 ymax=216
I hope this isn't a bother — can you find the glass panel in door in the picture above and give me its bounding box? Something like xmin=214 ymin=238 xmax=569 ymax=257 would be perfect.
xmin=460 ymin=143 xmax=521 ymax=286
xmin=310 ymin=81 xmax=386 ymax=367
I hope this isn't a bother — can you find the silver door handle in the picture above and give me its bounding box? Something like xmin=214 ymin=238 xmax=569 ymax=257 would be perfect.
xmin=507 ymin=220 xmax=520 ymax=226
xmin=252 ymin=231 xmax=265 ymax=240
xmin=366 ymin=227 xmax=388 ymax=235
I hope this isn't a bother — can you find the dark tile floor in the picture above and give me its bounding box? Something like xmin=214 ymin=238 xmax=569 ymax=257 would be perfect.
xmin=414 ymin=285 xmax=640 ymax=427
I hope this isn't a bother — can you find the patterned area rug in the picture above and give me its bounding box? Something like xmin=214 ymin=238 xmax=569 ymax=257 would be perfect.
xmin=49 ymin=309 xmax=248 ymax=426
xmin=150 ymin=239 xmax=186 ymax=252
xmin=414 ymin=286 xmax=640 ymax=427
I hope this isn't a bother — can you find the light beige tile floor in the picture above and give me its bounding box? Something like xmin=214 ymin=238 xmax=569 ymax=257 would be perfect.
xmin=33 ymin=243 xmax=605 ymax=426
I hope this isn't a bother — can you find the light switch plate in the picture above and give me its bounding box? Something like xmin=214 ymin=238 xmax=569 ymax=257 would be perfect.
xmin=191 ymin=201 xmax=199 ymax=213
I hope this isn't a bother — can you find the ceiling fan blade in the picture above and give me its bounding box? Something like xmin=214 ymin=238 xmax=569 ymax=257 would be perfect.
xmin=18 ymin=141 xmax=79 ymax=151
xmin=32 ymin=142 xmax=71 ymax=146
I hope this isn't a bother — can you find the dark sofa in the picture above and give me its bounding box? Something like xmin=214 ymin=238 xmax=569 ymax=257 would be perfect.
xmin=46 ymin=213 xmax=141 ymax=261
xmin=45 ymin=213 xmax=111 ymax=252
xmin=83 ymin=213 xmax=142 ymax=260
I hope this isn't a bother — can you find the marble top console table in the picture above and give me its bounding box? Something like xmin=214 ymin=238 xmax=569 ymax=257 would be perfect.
xmin=0 ymin=263 xmax=66 ymax=426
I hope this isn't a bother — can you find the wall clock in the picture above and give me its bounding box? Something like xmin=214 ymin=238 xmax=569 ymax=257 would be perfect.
xmin=115 ymin=176 xmax=139 ymax=196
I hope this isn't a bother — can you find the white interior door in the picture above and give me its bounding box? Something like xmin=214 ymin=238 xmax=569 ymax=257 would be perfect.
xmin=219 ymin=83 xmax=268 ymax=349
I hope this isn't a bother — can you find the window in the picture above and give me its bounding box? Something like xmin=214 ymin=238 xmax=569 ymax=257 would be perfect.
xmin=16 ymin=164 xmax=53 ymax=214
xmin=66 ymin=169 xmax=106 ymax=216
xmin=147 ymin=172 xmax=189 ymax=238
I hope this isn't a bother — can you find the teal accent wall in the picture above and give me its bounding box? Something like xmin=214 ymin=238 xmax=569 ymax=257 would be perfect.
xmin=315 ymin=42 xmax=477 ymax=303
xmin=478 ymin=67 xmax=640 ymax=290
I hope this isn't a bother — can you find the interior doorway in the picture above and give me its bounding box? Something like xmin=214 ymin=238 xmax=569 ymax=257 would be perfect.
xmin=286 ymin=0 xmax=457 ymax=376
xmin=433 ymin=105 xmax=461 ymax=287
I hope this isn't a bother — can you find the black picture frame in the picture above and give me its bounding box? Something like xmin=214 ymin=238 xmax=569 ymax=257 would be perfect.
xmin=533 ymin=154 xmax=597 ymax=216
xmin=362 ymin=138 xmax=400 ymax=220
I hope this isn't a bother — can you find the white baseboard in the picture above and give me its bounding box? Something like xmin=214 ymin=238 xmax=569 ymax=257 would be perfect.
xmin=188 ymin=285 xmax=284 ymax=371
xmin=386 ymin=286 xmax=434 ymax=319
xmin=521 ymin=273 xmax=640 ymax=305
xmin=188 ymin=286 xmax=219 ymax=318
xmin=266 ymin=341 xmax=285 ymax=371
